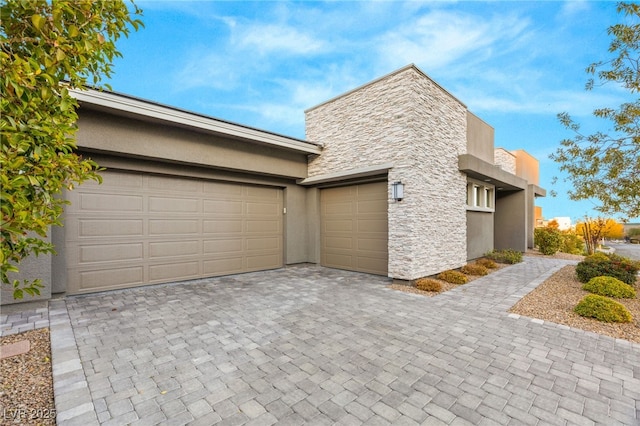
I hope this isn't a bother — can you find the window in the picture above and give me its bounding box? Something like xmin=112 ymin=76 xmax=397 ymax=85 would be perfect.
xmin=466 ymin=179 xmax=495 ymax=212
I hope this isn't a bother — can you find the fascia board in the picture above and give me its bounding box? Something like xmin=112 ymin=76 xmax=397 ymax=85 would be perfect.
xmin=297 ymin=163 xmax=394 ymax=186
xmin=70 ymin=89 xmax=322 ymax=155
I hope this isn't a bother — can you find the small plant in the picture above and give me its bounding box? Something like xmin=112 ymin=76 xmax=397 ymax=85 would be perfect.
xmin=583 ymin=276 xmax=636 ymax=299
xmin=414 ymin=278 xmax=443 ymax=292
xmin=575 ymin=252 xmax=639 ymax=285
xmin=574 ymin=294 xmax=632 ymax=323
xmin=476 ymin=258 xmax=498 ymax=269
xmin=484 ymin=249 xmax=523 ymax=264
xmin=437 ymin=270 xmax=468 ymax=284
xmin=460 ymin=263 xmax=489 ymax=276
xmin=534 ymin=227 xmax=562 ymax=255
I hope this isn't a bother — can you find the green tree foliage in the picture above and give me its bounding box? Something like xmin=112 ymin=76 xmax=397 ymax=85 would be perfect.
xmin=552 ymin=3 xmax=640 ymax=219
xmin=1 ymin=1 xmax=143 ymax=298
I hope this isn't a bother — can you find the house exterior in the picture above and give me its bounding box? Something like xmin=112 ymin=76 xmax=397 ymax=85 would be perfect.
xmin=2 ymin=64 xmax=544 ymax=304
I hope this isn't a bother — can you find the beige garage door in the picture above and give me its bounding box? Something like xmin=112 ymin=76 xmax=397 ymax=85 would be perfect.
xmin=321 ymin=181 xmax=388 ymax=275
xmin=64 ymin=170 xmax=283 ymax=295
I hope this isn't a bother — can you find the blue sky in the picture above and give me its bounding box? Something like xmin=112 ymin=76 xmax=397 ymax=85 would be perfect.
xmin=105 ymin=0 xmax=636 ymax=223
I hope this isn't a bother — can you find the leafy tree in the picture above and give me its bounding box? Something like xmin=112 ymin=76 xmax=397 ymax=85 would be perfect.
xmin=575 ymin=217 xmax=624 ymax=254
xmin=1 ymin=0 xmax=143 ymax=299
xmin=552 ymin=2 xmax=640 ymax=219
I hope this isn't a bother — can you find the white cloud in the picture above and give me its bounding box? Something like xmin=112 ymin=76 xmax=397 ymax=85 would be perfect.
xmin=234 ymin=24 xmax=326 ymax=55
xmin=376 ymin=10 xmax=531 ymax=72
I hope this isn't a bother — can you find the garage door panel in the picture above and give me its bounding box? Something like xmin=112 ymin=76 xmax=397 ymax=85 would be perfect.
xmin=358 ymin=218 xmax=387 ymax=233
xmin=80 ymin=243 xmax=144 ymax=263
xmin=357 ymin=199 xmax=387 ymax=213
xmin=149 ymin=219 xmax=199 ymax=235
xmin=66 ymin=170 xmax=283 ymax=295
xmin=76 ymin=266 xmax=144 ymax=290
xmin=80 ymin=193 xmax=143 ymax=212
xmin=203 ymin=238 xmax=243 ymax=254
xmin=324 ymin=219 xmax=353 ymax=233
xmin=324 ymin=236 xmax=353 ymax=250
xmin=204 ymin=199 xmax=243 ymax=215
xmin=323 ymin=201 xmax=353 ymax=215
xmin=149 ymin=240 xmax=200 ymax=258
xmin=246 ymin=219 xmax=280 ymax=233
xmin=357 ymin=238 xmax=387 ymax=252
xmin=78 ymin=219 xmax=144 ymax=238
xmin=321 ymin=182 xmax=388 ymax=276
xmin=246 ymin=202 xmax=279 ymax=216
xmin=204 ymin=219 xmax=243 ymax=234
xmin=204 ymin=257 xmax=244 ymax=275
xmin=246 ymin=237 xmax=280 ymax=251
xmin=246 ymin=254 xmax=281 ymax=270
xmin=149 ymin=197 xmax=200 ymax=213
xmin=149 ymin=261 xmax=199 ymax=281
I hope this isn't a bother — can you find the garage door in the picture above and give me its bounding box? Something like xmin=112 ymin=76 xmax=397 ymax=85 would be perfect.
xmin=64 ymin=170 xmax=283 ymax=295
xmin=320 ymin=181 xmax=388 ymax=275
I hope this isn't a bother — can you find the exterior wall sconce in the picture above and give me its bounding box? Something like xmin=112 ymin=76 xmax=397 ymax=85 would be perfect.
xmin=392 ymin=181 xmax=404 ymax=201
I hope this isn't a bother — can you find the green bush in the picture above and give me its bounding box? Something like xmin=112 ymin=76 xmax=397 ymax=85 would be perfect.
xmin=476 ymin=258 xmax=498 ymax=269
xmin=414 ymin=278 xmax=443 ymax=292
xmin=583 ymin=276 xmax=636 ymax=299
xmin=437 ymin=270 xmax=468 ymax=284
xmin=484 ymin=249 xmax=523 ymax=264
xmin=534 ymin=227 xmax=562 ymax=255
xmin=575 ymin=253 xmax=639 ymax=285
xmin=559 ymin=231 xmax=585 ymax=255
xmin=574 ymin=294 xmax=632 ymax=323
xmin=460 ymin=263 xmax=489 ymax=276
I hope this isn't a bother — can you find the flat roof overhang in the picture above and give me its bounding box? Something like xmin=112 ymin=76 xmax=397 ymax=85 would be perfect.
xmin=71 ymin=88 xmax=322 ymax=156
xmin=459 ymin=154 xmax=546 ymax=195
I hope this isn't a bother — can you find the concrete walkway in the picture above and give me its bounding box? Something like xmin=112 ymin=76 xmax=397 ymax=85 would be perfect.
xmin=2 ymin=257 xmax=640 ymax=425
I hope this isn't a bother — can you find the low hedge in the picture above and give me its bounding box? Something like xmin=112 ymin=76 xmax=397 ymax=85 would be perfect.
xmin=574 ymin=294 xmax=632 ymax=323
xmin=414 ymin=278 xmax=443 ymax=292
xmin=575 ymin=253 xmax=639 ymax=285
xmin=583 ymin=276 xmax=636 ymax=299
xmin=437 ymin=270 xmax=468 ymax=285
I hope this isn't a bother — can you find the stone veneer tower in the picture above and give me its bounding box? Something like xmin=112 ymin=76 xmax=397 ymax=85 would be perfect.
xmin=305 ymin=65 xmax=469 ymax=280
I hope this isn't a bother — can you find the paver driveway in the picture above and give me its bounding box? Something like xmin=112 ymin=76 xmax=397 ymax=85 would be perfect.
xmin=51 ymin=258 xmax=640 ymax=425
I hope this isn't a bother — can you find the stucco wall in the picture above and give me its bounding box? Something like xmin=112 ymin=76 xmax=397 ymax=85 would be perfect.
xmin=306 ymin=66 xmax=468 ymax=280
xmin=1 ymin=233 xmax=52 ymax=305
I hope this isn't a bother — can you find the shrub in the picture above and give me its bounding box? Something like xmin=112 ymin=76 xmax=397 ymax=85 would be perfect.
xmin=574 ymin=294 xmax=632 ymax=323
xmin=437 ymin=270 xmax=468 ymax=284
xmin=559 ymin=231 xmax=585 ymax=255
xmin=583 ymin=276 xmax=636 ymax=299
xmin=476 ymin=258 xmax=498 ymax=269
xmin=484 ymin=249 xmax=523 ymax=264
xmin=414 ymin=278 xmax=443 ymax=292
xmin=534 ymin=227 xmax=562 ymax=255
xmin=575 ymin=253 xmax=639 ymax=285
xmin=460 ymin=263 xmax=489 ymax=276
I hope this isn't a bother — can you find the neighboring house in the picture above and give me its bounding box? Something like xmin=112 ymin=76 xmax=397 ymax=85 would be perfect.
xmin=2 ymin=64 xmax=544 ymax=304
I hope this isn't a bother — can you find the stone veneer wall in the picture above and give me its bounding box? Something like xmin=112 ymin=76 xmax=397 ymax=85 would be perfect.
xmin=494 ymin=148 xmax=517 ymax=174
xmin=306 ymin=66 xmax=468 ymax=280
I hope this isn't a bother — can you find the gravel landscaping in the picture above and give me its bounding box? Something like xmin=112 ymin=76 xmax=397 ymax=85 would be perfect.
xmin=0 ymin=328 xmax=55 ymax=426
xmin=2 ymin=252 xmax=638 ymax=424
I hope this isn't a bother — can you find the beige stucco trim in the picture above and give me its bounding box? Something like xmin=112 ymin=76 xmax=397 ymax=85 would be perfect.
xmin=71 ymin=89 xmax=322 ymax=155
xmin=297 ymin=163 xmax=394 ymax=186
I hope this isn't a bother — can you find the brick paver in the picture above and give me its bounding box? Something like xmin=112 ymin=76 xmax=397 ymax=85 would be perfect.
xmin=3 ymin=257 xmax=640 ymax=425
